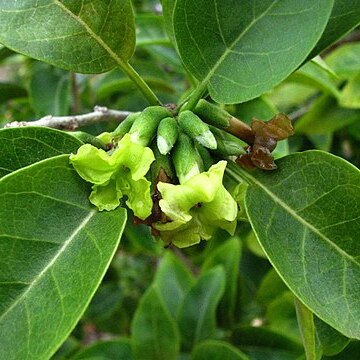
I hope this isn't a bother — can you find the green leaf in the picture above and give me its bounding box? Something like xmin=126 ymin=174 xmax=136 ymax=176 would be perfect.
xmin=160 ymin=0 xmax=177 ymax=45
xmin=173 ymin=0 xmax=334 ymax=103
xmin=0 ymin=155 xmax=127 ymax=359
xmin=154 ymin=252 xmax=195 ymax=318
xmin=131 ymin=285 xmax=180 ymax=360
xmin=308 ymin=0 xmax=360 ymax=60
xmin=266 ymin=292 xmax=300 ymax=342
xmin=136 ymin=14 xmax=170 ymax=47
xmin=84 ymin=282 xmax=122 ymax=322
xmin=123 ymin=219 xmax=162 ymax=255
xmin=29 ymin=62 xmax=71 ymax=117
xmin=288 ymin=60 xmax=340 ymax=98
xmin=228 ymin=151 xmax=360 ymax=339
xmin=70 ymin=339 xmax=132 ymax=360
xmin=201 ymin=237 xmax=241 ymax=326
xmin=231 ymin=326 xmax=303 ymax=355
xmin=177 ymin=266 xmax=225 ymax=350
xmin=256 ymin=269 xmax=288 ymax=308
xmin=233 ymin=97 xmax=277 ymax=123
xmin=323 ymin=341 xmax=360 ymax=360
xmin=295 ymin=95 xmax=360 ymax=135
xmin=0 ymin=127 xmax=82 ymax=178
xmin=0 ymin=0 xmax=135 ymax=73
xmin=191 ymin=340 xmax=250 ymax=360
xmin=307 ymin=134 xmax=333 ymax=152
xmin=326 ymin=43 xmax=360 ymax=79
xmin=314 ymin=316 xmax=350 ymax=356
xmin=339 ymin=73 xmax=360 ymax=109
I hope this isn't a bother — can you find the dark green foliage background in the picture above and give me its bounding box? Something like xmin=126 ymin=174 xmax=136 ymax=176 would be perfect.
xmin=0 ymin=1 xmax=359 ymax=360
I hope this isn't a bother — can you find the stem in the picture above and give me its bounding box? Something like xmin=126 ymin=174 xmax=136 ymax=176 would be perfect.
xmin=181 ymin=82 xmax=208 ymax=111
xmin=4 ymin=106 xmax=131 ymax=130
xmin=295 ymin=298 xmax=320 ymax=360
xmin=120 ymin=62 xmax=161 ymax=106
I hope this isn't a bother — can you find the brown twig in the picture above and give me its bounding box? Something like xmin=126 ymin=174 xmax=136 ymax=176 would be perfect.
xmin=4 ymin=106 xmax=132 ymax=131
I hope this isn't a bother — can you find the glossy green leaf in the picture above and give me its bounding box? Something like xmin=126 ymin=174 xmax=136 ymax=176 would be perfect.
xmin=228 ymin=151 xmax=360 ymax=339
xmin=295 ymin=95 xmax=360 ymax=134
xmin=70 ymin=339 xmax=132 ymax=360
xmin=192 ymin=340 xmax=250 ymax=360
xmin=326 ymin=43 xmax=360 ymax=79
xmin=308 ymin=0 xmax=360 ymax=60
xmin=131 ymin=285 xmax=180 ymax=360
xmin=173 ymin=0 xmax=333 ymax=103
xmin=29 ymin=62 xmax=71 ymax=117
xmin=201 ymin=237 xmax=241 ymax=326
xmin=0 ymin=127 xmax=82 ymax=178
xmin=0 ymin=0 xmax=135 ymax=73
xmin=314 ymin=316 xmax=350 ymax=356
xmin=154 ymin=252 xmax=195 ymax=318
xmin=0 ymin=155 xmax=127 ymax=359
xmin=177 ymin=266 xmax=225 ymax=350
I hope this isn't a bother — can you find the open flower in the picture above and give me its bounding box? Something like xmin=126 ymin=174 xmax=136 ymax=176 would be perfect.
xmin=154 ymin=161 xmax=238 ymax=247
xmin=70 ymin=134 xmax=154 ymax=220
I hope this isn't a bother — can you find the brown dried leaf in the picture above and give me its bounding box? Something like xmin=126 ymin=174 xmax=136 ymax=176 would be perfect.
xmin=237 ymin=113 xmax=293 ymax=171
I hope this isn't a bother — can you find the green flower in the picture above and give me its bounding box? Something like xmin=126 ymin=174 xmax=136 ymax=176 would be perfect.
xmin=154 ymin=161 xmax=238 ymax=247
xmin=70 ymin=134 xmax=155 ymax=219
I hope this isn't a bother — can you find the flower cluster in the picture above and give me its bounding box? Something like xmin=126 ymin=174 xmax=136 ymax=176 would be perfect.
xmin=69 ymin=103 xmax=293 ymax=248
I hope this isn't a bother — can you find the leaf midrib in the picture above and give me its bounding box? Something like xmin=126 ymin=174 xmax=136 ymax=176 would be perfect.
xmin=54 ymin=0 xmax=127 ymax=67
xmin=0 ymin=210 xmax=96 ymax=321
xmin=227 ymin=166 xmax=360 ymax=269
xmin=193 ymin=0 xmax=279 ymax=88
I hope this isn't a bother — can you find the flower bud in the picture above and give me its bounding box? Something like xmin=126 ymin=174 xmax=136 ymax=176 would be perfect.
xmin=112 ymin=112 xmax=140 ymax=140
xmin=172 ymin=132 xmax=203 ymax=183
xmin=194 ymin=99 xmax=232 ymax=128
xmin=178 ymin=110 xmax=217 ymax=150
xmin=157 ymin=116 xmax=179 ymax=155
xmin=129 ymin=106 xmax=172 ymax=146
xmin=209 ymin=126 xmax=246 ymax=156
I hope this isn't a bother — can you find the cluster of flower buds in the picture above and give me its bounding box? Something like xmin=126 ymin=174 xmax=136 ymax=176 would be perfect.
xmin=70 ymin=101 xmax=294 ymax=248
